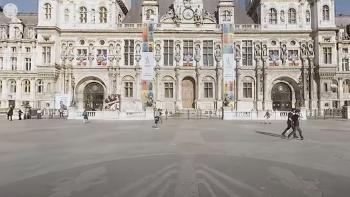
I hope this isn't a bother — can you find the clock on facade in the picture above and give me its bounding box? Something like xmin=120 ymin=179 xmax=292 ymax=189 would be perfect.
xmin=183 ymin=8 xmax=194 ymax=20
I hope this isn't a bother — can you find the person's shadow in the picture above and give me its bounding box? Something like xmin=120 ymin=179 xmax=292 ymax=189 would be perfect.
xmin=255 ymin=131 xmax=282 ymax=138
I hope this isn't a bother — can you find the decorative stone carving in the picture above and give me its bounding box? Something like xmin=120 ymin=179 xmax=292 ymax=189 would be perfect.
xmin=0 ymin=27 xmax=8 ymax=39
xmin=214 ymin=44 xmax=222 ymax=62
xmin=194 ymin=43 xmax=201 ymax=62
xmin=280 ymin=43 xmax=287 ymax=64
xmin=254 ymin=42 xmax=261 ymax=58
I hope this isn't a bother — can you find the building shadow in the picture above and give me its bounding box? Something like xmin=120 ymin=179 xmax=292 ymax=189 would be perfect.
xmin=255 ymin=131 xmax=282 ymax=138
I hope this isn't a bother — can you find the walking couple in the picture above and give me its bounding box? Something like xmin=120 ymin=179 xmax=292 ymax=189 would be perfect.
xmin=281 ymin=109 xmax=304 ymax=140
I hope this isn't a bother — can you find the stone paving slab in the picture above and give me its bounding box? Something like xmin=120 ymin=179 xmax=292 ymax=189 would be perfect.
xmin=0 ymin=119 xmax=350 ymax=197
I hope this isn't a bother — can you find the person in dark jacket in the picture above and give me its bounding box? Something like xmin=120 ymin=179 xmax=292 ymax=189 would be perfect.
xmin=288 ymin=109 xmax=304 ymax=140
xmin=7 ymin=106 xmax=14 ymax=121
xmin=281 ymin=109 xmax=296 ymax=138
xmin=18 ymin=109 xmax=23 ymax=120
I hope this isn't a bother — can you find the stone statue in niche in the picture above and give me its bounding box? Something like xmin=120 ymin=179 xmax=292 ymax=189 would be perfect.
xmin=61 ymin=43 xmax=68 ymax=57
xmin=0 ymin=27 xmax=7 ymax=39
xmin=301 ymin=43 xmax=308 ymax=57
xmin=194 ymin=44 xmax=201 ymax=61
xmin=155 ymin=44 xmax=161 ymax=57
xmin=68 ymin=43 xmax=75 ymax=61
xmin=136 ymin=44 xmax=141 ymax=56
xmin=116 ymin=44 xmax=121 ymax=56
xmin=28 ymin=28 xmax=34 ymax=39
xmin=215 ymin=44 xmax=222 ymax=63
xmin=262 ymin=44 xmax=267 ymax=57
xmin=109 ymin=44 xmax=115 ymax=56
xmin=308 ymin=43 xmax=314 ymax=57
xmin=14 ymin=27 xmax=22 ymax=39
xmin=281 ymin=43 xmax=287 ymax=64
xmin=255 ymin=44 xmax=261 ymax=57
xmin=89 ymin=43 xmax=94 ymax=54
xmin=235 ymin=44 xmax=241 ymax=59
xmin=280 ymin=11 xmax=285 ymax=22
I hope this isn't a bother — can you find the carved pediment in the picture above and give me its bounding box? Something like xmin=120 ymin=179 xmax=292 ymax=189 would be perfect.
xmin=160 ymin=0 xmax=216 ymax=25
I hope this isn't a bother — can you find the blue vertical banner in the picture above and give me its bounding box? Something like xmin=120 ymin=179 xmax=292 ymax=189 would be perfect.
xmin=222 ymin=24 xmax=236 ymax=107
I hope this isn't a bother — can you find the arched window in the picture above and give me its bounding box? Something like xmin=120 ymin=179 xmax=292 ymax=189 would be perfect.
xmin=64 ymin=8 xmax=70 ymax=23
xmin=80 ymin=7 xmax=87 ymax=23
xmin=344 ymin=80 xmax=350 ymax=94
xmin=331 ymin=80 xmax=338 ymax=93
xmin=44 ymin=3 xmax=52 ymax=20
xmin=99 ymin=7 xmax=108 ymax=23
xmin=323 ymin=5 xmax=330 ymax=21
xmin=23 ymin=80 xmax=31 ymax=93
xmin=9 ymin=80 xmax=16 ymax=93
xmin=37 ymin=80 xmax=44 ymax=93
xmin=269 ymin=8 xmax=277 ymax=24
xmin=288 ymin=8 xmax=297 ymax=24
xmin=306 ymin=10 xmax=311 ymax=22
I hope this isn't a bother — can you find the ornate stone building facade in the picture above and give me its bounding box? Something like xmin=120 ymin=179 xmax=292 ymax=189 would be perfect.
xmin=0 ymin=0 xmax=350 ymax=114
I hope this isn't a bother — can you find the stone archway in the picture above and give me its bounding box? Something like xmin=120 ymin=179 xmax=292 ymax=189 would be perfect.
xmin=84 ymin=82 xmax=104 ymax=111
xmin=182 ymin=77 xmax=196 ymax=109
xmin=271 ymin=82 xmax=293 ymax=111
xmin=75 ymin=76 xmax=107 ymax=111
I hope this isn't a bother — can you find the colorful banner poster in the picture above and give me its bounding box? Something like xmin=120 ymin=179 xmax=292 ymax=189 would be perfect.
xmin=141 ymin=22 xmax=155 ymax=108
xmin=222 ymin=24 xmax=235 ymax=107
xmin=55 ymin=94 xmax=71 ymax=110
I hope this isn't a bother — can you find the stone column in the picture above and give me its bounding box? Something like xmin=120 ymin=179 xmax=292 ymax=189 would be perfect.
xmin=309 ymin=58 xmax=315 ymax=110
xmin=302 ymin=58 xmax=308 ymax=107
xmin=339 ymin=78 xmax=344 ymax=106
xmin=216 ymin=68 xmax=223 ymax=104
xmin=235 ymin=66 xmax=241 ymax=111
xmin=255 ymin=61 xmax=261 ymax=111
xmin=196 ymin=70 xmax=201 ymax=109
xmin=175 ymin=69 xmax=181 ymax=110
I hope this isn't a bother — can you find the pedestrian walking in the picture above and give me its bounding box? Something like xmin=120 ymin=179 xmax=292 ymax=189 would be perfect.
xmin=281 ymin=109 xmax=296 ymax=138
xmin=264 ymin=110 xmax=271 ymax=124
xmin=18 ymin=109 xmax=23 ymax=120
xmin=59 ymin=108 xmax=64 ymax=118
xmin=37 ymin=108 xmax=42 ymax=119
xmin=153 ymin=109 xmax=160 ymax=129
xmin=7 ymin=106 xmax=14 ymax=121
xmin=82 ymin=110 xmax=89 ymax=124
xmin=288 ymin=109 xmax=304 ymax=140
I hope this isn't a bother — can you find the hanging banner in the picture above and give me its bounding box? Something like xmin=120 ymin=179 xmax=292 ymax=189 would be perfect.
xmin=222 ymin=24 xmax=235 ymax=107
xmin=141 ymin=22 xmax=155 ymax=108
xmin=55 ymin=94 xmax=71 ymax=110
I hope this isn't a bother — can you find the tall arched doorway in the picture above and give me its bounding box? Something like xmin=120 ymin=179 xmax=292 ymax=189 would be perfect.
xmin=272 ymin=82 xmax=292 ymax=111
xmin=182 ymin=77 xmax=195 ymax=109
xmin=84 ymin=82 xmax=104 ymax=111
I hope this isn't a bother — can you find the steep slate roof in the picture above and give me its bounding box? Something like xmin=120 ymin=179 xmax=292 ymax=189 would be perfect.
xmin=336 ymin=15 xmax=350 ymax=28
xmin=124 ymin=0 xmax=255 ymax=24
xmin=0 ymin=12 xmax=38 ymax=25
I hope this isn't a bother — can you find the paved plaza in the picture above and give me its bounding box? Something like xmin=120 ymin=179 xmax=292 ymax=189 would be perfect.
xmin=0 ymin=119 xmax=350 ymax=197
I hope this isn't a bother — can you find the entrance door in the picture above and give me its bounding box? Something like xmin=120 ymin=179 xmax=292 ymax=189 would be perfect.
xmin=84 ymin=82 xmax=104 ymax=111
xmin=8 ymin=100 xmax=15 ymax=108
xmin=182 ymin=77 xmax=195 ymax=108
xmin=272 ymin=82 xmax=292 ymax=111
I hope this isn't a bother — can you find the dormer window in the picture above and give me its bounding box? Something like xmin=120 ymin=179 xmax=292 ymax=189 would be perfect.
xmin=223 ymin=10 xmax=232 ymax=22
xmin=44 ymin=3 xmax=52 ymax=20
xmin=269 ymin=8 xmax=277 ymax=24
xmin=99 ymin=7 xmax=108 ymax=23
xmin=80 ymin=7 xmax=87 ymax=23
xmin=288 ymin=8 xmax=296 ymax=24
xmin=323 ymin=5 xmax=330 ymax=21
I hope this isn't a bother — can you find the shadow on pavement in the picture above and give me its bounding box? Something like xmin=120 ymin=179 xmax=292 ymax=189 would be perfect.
xmin=255 ymin=131 xmax=282 ymax=138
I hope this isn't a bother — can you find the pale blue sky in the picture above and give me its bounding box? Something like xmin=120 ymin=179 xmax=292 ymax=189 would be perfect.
xmin=1 ymin=0 xmax=349 ymax=15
